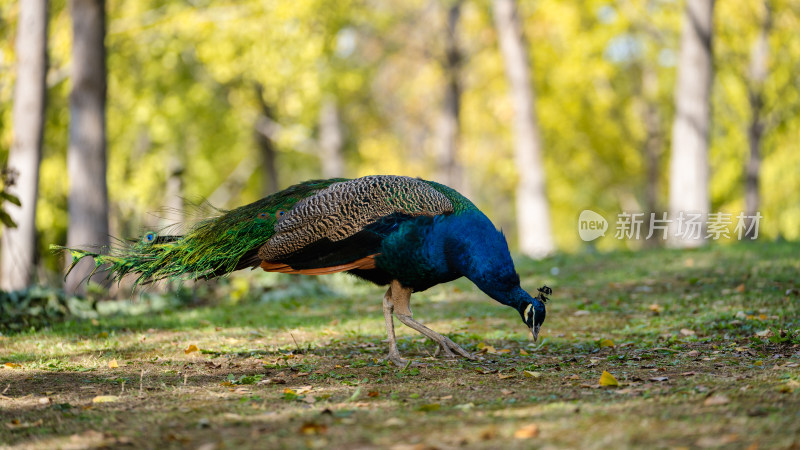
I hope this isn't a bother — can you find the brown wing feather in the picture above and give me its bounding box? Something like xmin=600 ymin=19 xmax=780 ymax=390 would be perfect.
xmin=257 ymin=175 xmax=453 ymax=262
xmin=260 ymin=254 xmax=378 ymax=275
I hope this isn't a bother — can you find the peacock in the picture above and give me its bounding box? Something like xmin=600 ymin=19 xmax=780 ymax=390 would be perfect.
xmin=55 ymin=175 xmax=550 ymax=365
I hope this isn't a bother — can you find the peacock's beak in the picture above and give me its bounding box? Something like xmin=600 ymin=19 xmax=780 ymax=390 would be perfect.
xmin=531 ymin=322 xmax=541 ymax=342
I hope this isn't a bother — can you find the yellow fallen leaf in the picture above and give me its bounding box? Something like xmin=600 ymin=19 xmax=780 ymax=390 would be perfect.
xmin=3 ymin=362 xmax=22 ymax=369
xmin=599 ymin=371 xmax=619 ymax=387
xmin=477 ymin=342 xmax=498 ymax=354
xmin=519 ymin=349 xmax=529 ymax=356
xmin=498 ymin=373 xmax=515 ymax=379
xmin=299 ymin=422 xmax=327 ymax=435
xmin=92 ymin=395 xmax=119 ymax=403
xmin=497 ymin=348 xmax=511 ymax=354
xmin=184 ymin=344 xmax=199 ymax=354
xmin=524 ymin=371 xmax=541 ymax=378
xmin=599 ymin=339 xmax=615 ymax=348
xmin=108 ymin=359 xmax=119 ymax=368
xmin=680 ymin=328 xmax=696 ymax=336
xmin=648 ymin=303 xmax=663 ymax=314
xmin=514 ymin=423 xmax=540 ymax=439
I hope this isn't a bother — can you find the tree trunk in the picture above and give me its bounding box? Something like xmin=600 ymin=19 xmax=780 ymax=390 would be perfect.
xmin=492 ymin=0 xmax=555 ymax=258
xmin=65 ymin=0 xmax=110 ymax=294
xmin=668 ymin=0 xmax=715 ymax=248
xmin=435 ymin=1 xmax=466 ymax=195
xmin=745 ymin=1 xmax=771 ymax=239
xmin=319 ymin=96 xmax=344 ymax=178
xmin=641 ymin=64 xmax=664 ymax=248
xmin=254 ymin=83 xmax=279 ymax=195
xmin=0 ymin=0 xmax=48 ymax=291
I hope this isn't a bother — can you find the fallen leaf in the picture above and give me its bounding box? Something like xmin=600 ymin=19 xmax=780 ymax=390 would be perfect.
xmin=184 ymin=344 xmax=199 ymax=354
xmin=680 ymin=328 xmax=696 ymax=336
xmin=513 ymin=423 xmax=540 ymax=439
xmin=299 ymin=422 xmax=327 ymax=435
xmin=500 ymin=389 xmax=513 ymax=396
xmin=599 ymin=371 xmax=619 ymax=387
xmin=524 ymin=371 xmax=542 ymax=378
xmin=519 ymin=349 xmax=530 ymax=356
xmin=108 ymin=359 xmax=119 ymax=368
xmin=648 ymin=303 xmax=663 ymax=314
xmin=735 ymin=283 xmax=746 ymax=293
xmin=755 ymin=329 xmax=773 ymax=338
xmin=294 ymin=386 xmax=312 ymax=395
xmin=5 ymin=419 xmax=43 ymax=430
xmin=92 ymin=395 xmax=119 ymax=404
xmin=367 ymin=391 xmax=380 ymax=398
xmin=703 ymin=395 xmax=730 ymax=406
xmin=599 ymin=339 xmax=615 ymax=348
xmin=96 ymin=331 xmax=108 ymax=338
xmin=649 ymin=376 xmax=669 ymax=382
xmin=479 ymin=426 xmax=498 ymax=440
xmin=687 ymin=350 xmax=700 ymax=357
xmin=498 ymin=373 xmax=515 ymax=380
xmin=3 ymin=362 xmax=22 ymax=369
xmin=681 ymin=371 xmax=696 ymax=377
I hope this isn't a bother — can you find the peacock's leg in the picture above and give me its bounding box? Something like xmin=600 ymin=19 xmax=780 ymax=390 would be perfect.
xmin=382 ymin=285 xmax=410 ymax=367
xmin=389 ymin=280 xmax=476 ymax=361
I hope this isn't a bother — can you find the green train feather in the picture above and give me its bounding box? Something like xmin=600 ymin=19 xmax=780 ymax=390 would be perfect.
xmin=51 ymin=178 xmax=346 ymax=286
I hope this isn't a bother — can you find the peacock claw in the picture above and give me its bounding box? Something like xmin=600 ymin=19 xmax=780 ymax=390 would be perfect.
xmin=384 ymin=354 xmax=427 ymax=368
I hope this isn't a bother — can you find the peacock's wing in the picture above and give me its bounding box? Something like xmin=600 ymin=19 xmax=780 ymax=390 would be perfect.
xmin=257 ymin=175 xmax=454 ymax=273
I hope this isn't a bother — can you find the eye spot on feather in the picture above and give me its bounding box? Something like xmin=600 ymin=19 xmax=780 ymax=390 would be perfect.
xmin=275 ymin=210 xmax=286 ymax=219
xmin=143 ymin=232 xmax=156 ymax=244
xmin=257 ymin=212 xmax=269 ymax=220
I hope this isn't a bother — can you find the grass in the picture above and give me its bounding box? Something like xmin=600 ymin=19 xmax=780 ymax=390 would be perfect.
xmin=1 ymin=242 xmax=799 ymax=449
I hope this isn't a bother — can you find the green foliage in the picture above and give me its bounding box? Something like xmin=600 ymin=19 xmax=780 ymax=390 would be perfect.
xmin=0 ymin=0 xmax=799 ymax=278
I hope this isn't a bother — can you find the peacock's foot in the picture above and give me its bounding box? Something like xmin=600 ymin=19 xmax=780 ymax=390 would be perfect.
xmin=383 ymin=352 xmax=427 ymax=368
xmin=431 ymin=336 xmax=478 ymax=361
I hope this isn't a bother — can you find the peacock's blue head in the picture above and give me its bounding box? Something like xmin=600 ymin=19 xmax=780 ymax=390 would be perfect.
xmin=515 ymin=286 xmax=550 ymax=342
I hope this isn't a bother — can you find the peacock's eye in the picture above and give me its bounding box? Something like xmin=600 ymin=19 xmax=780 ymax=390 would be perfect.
xmin=257 ymin=212 xmax=269 ymax=220
xmin=143 ymin=232 xmax=156 ymax=244
xmin=275 ymin=210 xmax=286 ymax=219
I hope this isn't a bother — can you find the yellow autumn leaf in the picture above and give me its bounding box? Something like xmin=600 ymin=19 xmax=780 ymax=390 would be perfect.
xmin=599 ymin=370 xmax=619 ymax=387
xmin=184 ymin=344 xmax=199 ymax=354
xmin=519 ymin=349 xmax=529 ymax=356
xmin=92 ymin=395 xmax=119 ymax=403
xmin=513 ymin=423 xmax=540 ymax=439
xmin=498 ymin=373 xmax=515 ymax=379
xmin=497 ymin=348 xmax=511 ymax=354
xmin=599 ymin=339 xmax=615 ymax=348
xmin=3 ymin=362 xmax=22 ymax=369
xmin=108 ymin=359 xmax=119 ymax=368
xmin=523 ymin=371 xmax=541 ymax=378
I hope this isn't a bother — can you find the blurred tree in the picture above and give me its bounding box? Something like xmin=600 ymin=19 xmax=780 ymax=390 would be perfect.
xmin=65 ymin=0 xmax=109 ymax=294
xmin=668 ymin=0 xmax=715 ymax=248
xmin=0 ymin=0 xmax=47 ymax=290
xmin=435 ymin=0 xmax=466 ymax=195
xmin=492 ymin=0 xmax=554 ymax=258
xmin=744 ymin=1 xmax=771 ymax=238
xmin=319 ymin=95 xmax=344 ymax=178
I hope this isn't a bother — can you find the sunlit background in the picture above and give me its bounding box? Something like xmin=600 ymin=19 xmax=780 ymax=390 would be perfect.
xmin=1 ymin=0 xmax=799 ymax=283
